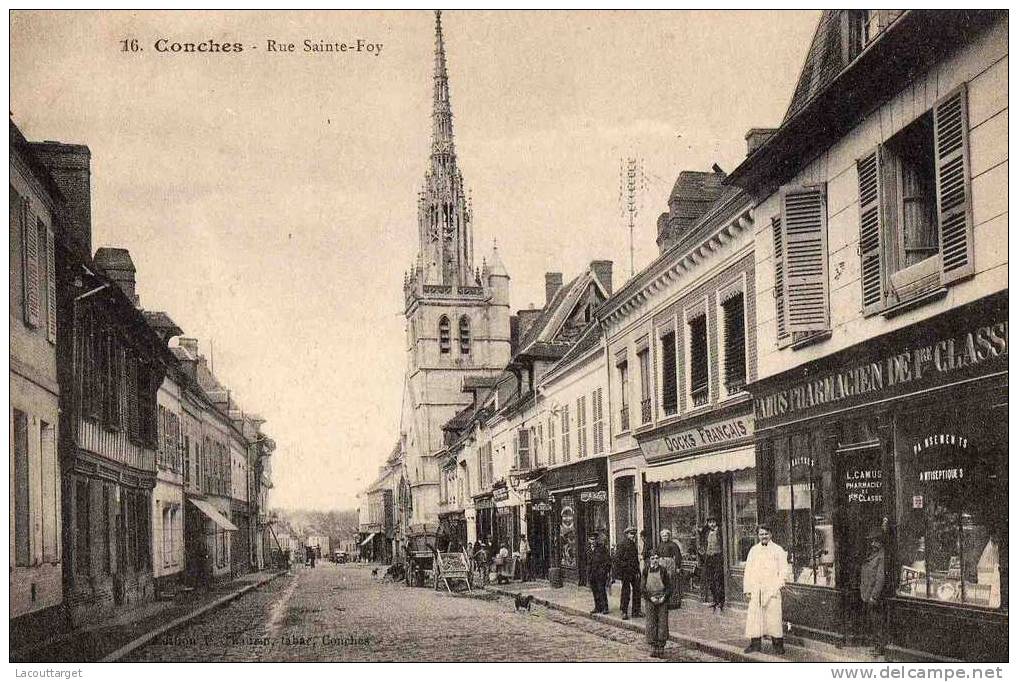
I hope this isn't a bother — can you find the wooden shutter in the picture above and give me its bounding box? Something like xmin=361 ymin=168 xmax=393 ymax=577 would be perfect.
xmin=857 ymin=150 xmax=886 ymax=315
xmin=780 ymin=185 xmax=830 ymax=332
xmin=934 ymin=86 xmax=974 ymax=285
xmin=771 ymin=217 xmax=792 ymax=349
xmin=22 ymin=200 xmax=41 ymax=327
xmin=46 ymin=228 xmax=57 ymax=342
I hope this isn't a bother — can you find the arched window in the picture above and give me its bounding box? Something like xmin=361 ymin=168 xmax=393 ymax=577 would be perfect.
xmin=459 ymin=315 xmax=471 ymax=355
xmin=438 ymin=316 xmax=451 ymax=354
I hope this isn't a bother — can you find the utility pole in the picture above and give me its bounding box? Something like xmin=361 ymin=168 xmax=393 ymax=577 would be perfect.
xmin=619 ymin=156 xmax=645 ymax=278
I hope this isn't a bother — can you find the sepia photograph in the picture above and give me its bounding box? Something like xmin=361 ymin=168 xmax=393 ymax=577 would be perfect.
xmin=7 ymin=8 xmax=1008 ymax=668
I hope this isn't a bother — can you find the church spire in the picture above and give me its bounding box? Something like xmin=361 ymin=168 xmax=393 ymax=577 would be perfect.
xmin=431 ymin=9 xmax=455 ymax=161
xmin=415 ymin=9 xmax=473 ymax=288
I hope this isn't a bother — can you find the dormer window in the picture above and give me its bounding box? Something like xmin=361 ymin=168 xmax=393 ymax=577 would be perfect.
xmin=439 ymin=316 xmax=451 ymax=354
xmin=459 ymin=315 xmax=471 ymax=355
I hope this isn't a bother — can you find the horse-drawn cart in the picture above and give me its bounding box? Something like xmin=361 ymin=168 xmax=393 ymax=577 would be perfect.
xmin=404 ymin=534 xmax=439 ymax=588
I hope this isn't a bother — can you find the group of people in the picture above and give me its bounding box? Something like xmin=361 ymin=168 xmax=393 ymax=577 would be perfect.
xmin=585 ymin=520 xmax=888 ymax=659
xmin=467 ymin=535 xmax=533 ymax=586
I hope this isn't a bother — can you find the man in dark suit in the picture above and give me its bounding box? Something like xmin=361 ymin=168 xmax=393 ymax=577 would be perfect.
xmin=614 ymin=526 xmax=643 ymax=619
xmin=588 ymin=533 xmax=612 ymax=615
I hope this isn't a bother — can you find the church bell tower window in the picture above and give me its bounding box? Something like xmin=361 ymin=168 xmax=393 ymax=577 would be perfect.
xmin=439 ymin=316 xmax=451 ymax=354
xmin=459 ymin=316 xmax=471 ymax=355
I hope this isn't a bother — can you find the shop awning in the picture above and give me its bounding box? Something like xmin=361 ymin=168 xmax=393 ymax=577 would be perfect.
xmin=360 ymin=532 xmax=377 ymax=546
xmin=188 ymin=498 xmax=238 ymax=531
xmin=645 ymin=446 xmax=755 ymax=484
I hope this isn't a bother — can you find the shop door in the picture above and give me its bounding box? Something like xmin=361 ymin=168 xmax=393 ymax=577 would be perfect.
xmin=835 ymin=444 xmax=885 ymax=641
xmin=694 ymin=475 xmax=726 ymax=598
xmin=526 ymin=506 xmax=551 ymax=579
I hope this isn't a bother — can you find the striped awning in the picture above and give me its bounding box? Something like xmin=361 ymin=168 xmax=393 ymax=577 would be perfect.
xmin=644 ymin=446 xmax=755 ymax=484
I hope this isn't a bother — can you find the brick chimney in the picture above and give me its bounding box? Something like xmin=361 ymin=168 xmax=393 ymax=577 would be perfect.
xmin=179 ymin=337 xmax=199 ymax=357
xmin=745 ymin=128 xmax=778 ymax=156
xmin=591 ymin=260 xmax=613 ymax=295
xmin=93 ymin=247 xmax=139 ymax=307
xmin=544 ymin=272 xmax=563 ymax=304
xmin=27 ymin=141 xmax=92 ymax=258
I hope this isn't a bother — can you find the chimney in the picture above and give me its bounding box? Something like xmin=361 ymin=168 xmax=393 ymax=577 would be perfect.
xmin=93 ymin=247 xmax=139 ymax=306
xmin=745 ymin=128 xmax=778 ymax=156
xmin=544 ymin=272 xmax=563 ymax=304
xmin=179 ymin=337 xmax=199 ymax=357
xmin=591 ymin=260 xmax=613 ymax=295
xmin=27 ymin=141 xmax=92 ymax=258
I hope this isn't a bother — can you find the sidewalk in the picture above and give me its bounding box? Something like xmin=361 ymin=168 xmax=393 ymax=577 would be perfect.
xmin=486 ymin=580 xmax=881 ymax=663
xmin=11 ymin=569 xmax=286 ymax=663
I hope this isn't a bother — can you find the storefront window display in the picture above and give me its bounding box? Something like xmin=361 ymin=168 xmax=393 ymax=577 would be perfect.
xmin=894 ymin=410 xmax=1005 ymax=609
xmin=732 ymin=468 xmax=758 ymax=565
xmin=773 ymin=431 xmax=837 ymax=586
xmin=658 ymin=478 xmax=698 ymax=557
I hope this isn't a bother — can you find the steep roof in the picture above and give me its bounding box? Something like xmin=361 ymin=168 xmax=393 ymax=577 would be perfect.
xmin=782 ymin=10 xmax=906 ymax=124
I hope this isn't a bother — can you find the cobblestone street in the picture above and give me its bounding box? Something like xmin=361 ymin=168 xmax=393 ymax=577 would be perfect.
xmin=124 ymin=563 xmax=721 ymax=662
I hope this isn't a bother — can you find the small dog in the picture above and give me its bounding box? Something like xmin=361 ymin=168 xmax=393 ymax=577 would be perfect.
xmin=371 ymin=568 xmax=379 ymax=578
xmin=514 ymin=594 xmax=534 ymax=612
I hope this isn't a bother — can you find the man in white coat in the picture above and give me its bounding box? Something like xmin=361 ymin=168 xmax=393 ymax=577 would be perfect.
xmin=743 ymin=524 xmax=790 ymax=655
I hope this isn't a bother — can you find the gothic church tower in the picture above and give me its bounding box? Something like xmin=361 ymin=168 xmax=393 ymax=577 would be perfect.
xmin=400 ymin=11 xmax=511 ymax=536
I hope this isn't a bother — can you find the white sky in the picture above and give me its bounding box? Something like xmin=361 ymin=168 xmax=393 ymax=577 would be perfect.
xmin=10 ymin=10 xmax=819 ymax=511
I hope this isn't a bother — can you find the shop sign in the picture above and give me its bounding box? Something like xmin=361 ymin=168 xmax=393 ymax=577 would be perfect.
xmin=474 ymin=496 xmax=494 ymax=510
xmin=639 ymin=414 xmax=753 ymax=459
xmin=913 ymin=433 xmax=972 ymax=490
xmin=492 ymin=486 xmax=509 ymax=502
xmin=755 ymin=320 xmax=1008 ymax=423
xmin=531 ymin=502 xmax=552 ymax=512
xmin=844 ymin=467 xmax=882 ymax=504
xmin=580 ymin=490 xmax=607 ymax=503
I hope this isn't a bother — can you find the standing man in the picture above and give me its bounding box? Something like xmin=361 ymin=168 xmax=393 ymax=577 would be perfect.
xmin=701 ymin=517 xmax=725 ymax=611
xmin=859 ymin=527 xmax=886 ymax=656
xmin=588 ymin=534 xmax=612 ymax=615
xmin=656 ymin=530 xmax=684 ymax=609
xmin=641 ymin=552 xmax=672 ymax=659
xmin=743 ymin=524 xmax=789 ymax=655
xmin=614 ymin=527 xmax=643 ymax=620
xmin=518 ymin=535 xmax=531 ymax=582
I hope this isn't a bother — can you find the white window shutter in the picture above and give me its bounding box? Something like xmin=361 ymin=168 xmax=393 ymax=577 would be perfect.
xmin=934 ymin=85 xmax=974 ymax=285
xmin=22 ymin=200 xmax=41 ymax=327
xmin=771 ymin=217 xmax=792 ymax=348
xmin=780 ymin=185 xmax=830 ymax=333
xmin=46 ymin=228 xmax=57 ymax=343
xmin=857 ymin=149 xmax=886 ymax=316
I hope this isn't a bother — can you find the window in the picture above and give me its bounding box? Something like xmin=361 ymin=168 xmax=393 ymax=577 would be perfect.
xmin=858 ymin=89 xmax=973 ymax=315
xmin=660 ymin=332 xmax=678 ymax=415
xmin=547 ymin=414 xmax=556 ymax=464
xmin=722 ymin=292 xmax=747 ymax=393
xmin=576 ymin=396 xmax=587 ymax=458
xmin=533 ymin=424 xmax=542 ymax=466
xmin=13 ymin=409 xmax=30 ymax=566
xmin=592 ymin=388 xmax=604 ymax=455
xmin=75 ymin=480 xmax=90 ymax=575
xmin=848 ymin=9 xmax=881 ymax=58
xmin=773 ymin=184 xmax=830 ymax=335
xmin=438 ymin=316 xmax=451 ymax=354
xmin=773 ymin=431 xmax=836 ymax=586
xmin=459 ymin=316 xmax=471 ymax=355
xmin=479 ymin=442 xmax=493 ymax=490
xmin=658 ymin=478 xmax=698 ymax=558
xmin=637 ymin=349 xmax=651 ymax=424
xmin=183 ymin=433 xmax=191 ymax=485
xmin=688 ymin=314 xmax=709 ymax=407
xmin=516 ymin=428 xmax=530 ymax=469
xmin=732 ymin=468 xmax=758 ymax=566
xmin=16 ymin=193 xmax=41 ymax=328
xmin=561 ymin=405 xmax=571 ymax=462
xmin=894 ymin=409 xmax=1004 ymax=610
xmin=36 ymin=220 xmax=49 ymax=338
xmin=618 ymin=360 xmax=630 ymax=431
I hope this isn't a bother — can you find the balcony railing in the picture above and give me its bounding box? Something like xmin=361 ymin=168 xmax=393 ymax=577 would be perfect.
xmin=691 ymin=387 xmax=709 ymax=407
xmin=619 ymin=406 xmax=630 ymax=431
xmin=640 ymin=398 xmax=652 ymax=424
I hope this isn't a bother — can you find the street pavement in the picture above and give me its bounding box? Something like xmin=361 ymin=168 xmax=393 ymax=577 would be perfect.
xmin=124 ymin=562 xmax=722 ymax=662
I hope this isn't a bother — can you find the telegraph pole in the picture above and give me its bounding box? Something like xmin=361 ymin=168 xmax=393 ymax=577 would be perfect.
xmin=619 ymin=156 xmax=645 ymax=278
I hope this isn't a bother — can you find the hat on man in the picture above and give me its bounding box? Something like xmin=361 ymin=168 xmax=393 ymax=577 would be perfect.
xmin=624 ymin=526 xmax=637 ymax=535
